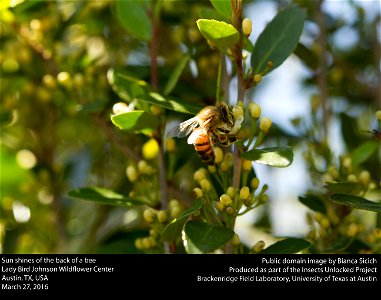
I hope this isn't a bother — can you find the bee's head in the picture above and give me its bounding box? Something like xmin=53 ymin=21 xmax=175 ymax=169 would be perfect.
xmin=217 ymin=103 xmax=234 ymax=127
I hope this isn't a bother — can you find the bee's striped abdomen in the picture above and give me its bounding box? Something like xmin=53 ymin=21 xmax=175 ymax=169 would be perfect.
xmin=194 ymin=135 xmax=215 ymax=165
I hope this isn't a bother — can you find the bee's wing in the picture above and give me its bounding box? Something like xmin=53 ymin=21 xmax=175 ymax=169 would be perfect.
xmin=166 ymin=117 xmax=199 ymax=138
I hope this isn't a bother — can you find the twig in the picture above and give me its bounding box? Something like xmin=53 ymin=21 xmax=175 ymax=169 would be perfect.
xmin=231 ymin=0 xmax=245 ymax=190
xmin=315 ymin=0 xmax=329 ymax=142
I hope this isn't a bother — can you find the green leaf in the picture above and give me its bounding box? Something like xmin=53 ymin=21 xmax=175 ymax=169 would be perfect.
xmin=68 ymin=187 xmax=144 ymax=206
xmin=323 ymin=237 xmax=354 ymax=253
xmin=183 ymin=221 xmax=234 ymax=254
xmin=115 ymin=0 xmax=151 ymax=41
xmin=147 ymin=92 xmax=201 ymax=115
xmin=210 ymin=0 xmax=232 ymax=18
xmin=163 ymin=55 xmax=190 ymax=96
xmin=350 ymin=140 xmax=378 ymax=169
xmin=162 ymin=199 xmax=203 ymax=242
xmin=107 ymin=69 xmax=148 ymax=101
xmin=330 ymin=194 xmax=381 ymax=212
xmin=111 ymin=111 xmax=159 ymax=135
xmin=251 ymin=6 xmax=306 ymax=74
xmin=325 ymin=182 xmax=362 ymax=194
xmin=298 ymin=195 xmax=326 ymax=214
xmin=261 ymin=238 xmax=311 ymax=254
xmin=241 ymin=146 xmax=293 ymax=167
xmin=108 ymin=69 xmax=202 ymax=115
xmin=199 ymin=6 xmax=229 ymax=23
xmin=196 ymin=19 xmax=239 ymax=49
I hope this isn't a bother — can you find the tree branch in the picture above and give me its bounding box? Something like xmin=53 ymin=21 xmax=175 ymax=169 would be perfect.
xmin=315 ymin=0 xmax=329 ymax=142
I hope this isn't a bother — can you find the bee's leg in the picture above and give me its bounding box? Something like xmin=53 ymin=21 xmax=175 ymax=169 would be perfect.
xmin=215 ymin=135 xmax=230 ymax=147
xmin=227 ymin=135 xmax=238 ymax=143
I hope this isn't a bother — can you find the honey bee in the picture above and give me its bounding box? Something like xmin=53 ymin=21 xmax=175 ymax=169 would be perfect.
xmin=167 ymin=103 xmax=243 ymax=165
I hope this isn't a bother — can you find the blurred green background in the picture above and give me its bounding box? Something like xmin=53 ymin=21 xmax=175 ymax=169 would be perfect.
xmin=0 ymin=0 xmax=380 ymax=253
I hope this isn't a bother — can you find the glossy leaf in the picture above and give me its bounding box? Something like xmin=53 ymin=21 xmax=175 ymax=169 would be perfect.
xmin=111 ymin=111 xmax=159 ymax=135
xmin=68 ymin=187 xmax=144 ymax=206
xmin=107 ymin=69 xmax=148 ymax=101
xmin=163 ymin=55 xmax=190 ymax=96
xmin=241 ymin=146 xmax=293 ymax=167
xmin=330 ymin=194 xmax=381 ymax=212
xmin=147 ymin=92 xmax=201 ymax=115
xmin=196 ymin=19 xmax=239 ymax=49
xmin=108 ymin=69 xmax=201 ymax=115
xmin=261 ymin=238 xmax=311 ymax=254
xmin=210 ymin=0 xmax=232 ymax=18
xmin=115 ymin=0 xmax=151 ymax=41
xmin=325 ymin=182 xmax=362 ymax=194
xmin=350 ymin=140 xmax=378 ymax=169
xmin=298 ymin=195 xmax=326 ymax=214
xmin=162 ymin=199 xmax=203 ymax=242
xmin=183 ymin=221 xmax=234 ymax=254
xmin=251 ymin=6 xmax=306 ymax=74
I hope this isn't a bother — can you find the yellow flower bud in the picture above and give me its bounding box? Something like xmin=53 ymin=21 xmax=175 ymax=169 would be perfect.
xmin=252 ymin=240 xmax=265 ymax=253
xmin=135 ymin=238 xmax=143 ymax=250
xmin=249 ymin=103 xmax=261 ymax=119
xmin=42 ymin=74 xmax=57 ymax=89
xmin=194 ymin=169 xmax=206 ymax=182
xmin=254 ymin=74 xmax=262 ymax=83
xmin=138 ymin=160 xmax=149 ymax=174
xmin=259 ymin=117 xmax=272 ymax=133
xmin=57 ymin=71 xmax=72 ymax=89
xmin=170 ymin=206 xmax=181 ymax=219
xmin=242 ymin=18 xmax=252 ymax=36
xmin=157 ymin=210 xmax=168 ymax=223
xmin=166 ymin=138 xmax=176 ymax=152
xmin=376 ymin=110 xmax=381 ymax=121
xmin=320 ymin=217 xmax=330 ymax=229
xmin=192 ymin=188 xmax=203 ymax=199
xmin=342 ymin=157 xmax=352 ymax=169
xmin=226 ymin=207 xmax=234 ymax=215
xmin=200 ymin=179 xmax=211 ymax=191
xmin=347 ymin=223 xmax=358 ymax=237
xmin=232 ymin=234 xmax=240 ymax=245
xmin=358 ymin=170 xmax=370 ymax=186
xmin=208 ymin=165 xmax=216 ymax=173
xmin=142 ymin=138 xmax=159 ymax=160
xmin=314 ymin=212 xmax=324 ymax=222
xmin=220 ymin=160 xmax=230 ymax=172
xmin=126 ymin=165 xmax=138 ymax=182
xmin=149 ymin=229 xmax=158 ymax=237
xmin=220 ymin=194 xmax=232 ymax=206
xmin=233 ymin=106 xmax=244 ymax=120
xmin=143 ymin=209 xmax=155 ymax=223
xmin=169 ymin=199 xmax=180 ymax=208
xmin=150 ymin=105 xmax=163 ymax=116
xmin=347 ymin=174 xmax=357 ymax=183
xmin=147 ymin=237 xmax=157 ymax=248
xmin=250 ymin=177 xmax=260 ymax=189
xmin=239 ymin=186 xmax=250 ymax=200
xmin=214 ymin=147 xmax=223 ymax=164
xmin=328 ymin=166 xmax=339 ymax=179
xmin=142 ymin=237 xmax=152 ymax=249
xmin=226 ymin=186 xmax=235 ymax=198
xmin=215 ymin=201 xmax=224 ymax=212
xmin=259 ymin=194 xmax=268 ymax=203
xmin=242 ymin=160 xmax=252 ymax=172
